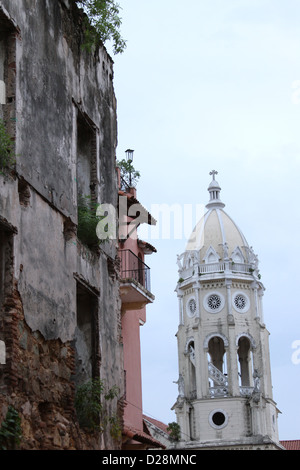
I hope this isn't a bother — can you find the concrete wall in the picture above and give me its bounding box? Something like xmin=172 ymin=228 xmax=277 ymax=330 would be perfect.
xmin=0 ymin=0 xmax=123 ymax=450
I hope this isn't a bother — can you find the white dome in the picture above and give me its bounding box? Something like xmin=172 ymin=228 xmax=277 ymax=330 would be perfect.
xmin=177 ymin=171 xmax=259 ymax=275
xmin=186 ymin=207 xmax=250 ymax=264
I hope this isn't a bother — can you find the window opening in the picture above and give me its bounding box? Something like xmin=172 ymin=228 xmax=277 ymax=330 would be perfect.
xmin=74 ymin=282 xmax=99 ymax=388
xmin=187 ymin=340 xmax=196 ymax=398
xmin=237 ymin=337 xmax=253 ymax=387
xmin=207 ymin=337 xmax=228 ymax=393
xmin=76 ymin=112 xmax=97 ymax=201
xmin=0 ymin=225 xmax=13 ymax=307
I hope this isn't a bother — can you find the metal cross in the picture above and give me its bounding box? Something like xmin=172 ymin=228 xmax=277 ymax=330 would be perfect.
xmin=209 ymin=170 xmax=218 ymax=180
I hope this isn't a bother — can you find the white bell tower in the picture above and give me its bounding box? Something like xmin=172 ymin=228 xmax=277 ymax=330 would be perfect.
xmin=172 ymin=172 xmax=282 ymax=450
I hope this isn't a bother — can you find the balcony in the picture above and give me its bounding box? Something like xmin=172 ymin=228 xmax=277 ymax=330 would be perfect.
xmin=119 ymin=249 xmax=154 ymax=310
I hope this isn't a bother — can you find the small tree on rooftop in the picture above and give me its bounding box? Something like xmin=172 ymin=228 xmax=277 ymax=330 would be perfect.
xmin=76 ymin=0 xmax=127 ymax=54
xmin=117 ymin=159 xmax=141 ymax=188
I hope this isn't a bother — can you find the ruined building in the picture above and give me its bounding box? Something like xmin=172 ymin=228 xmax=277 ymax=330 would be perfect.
xmin=0 ymin=0 xmax=124 ymax=449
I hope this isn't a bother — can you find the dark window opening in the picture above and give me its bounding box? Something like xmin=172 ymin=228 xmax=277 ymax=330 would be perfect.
xmin=0 ymin=224 xmax=13 ymax=307
xmin=0 ymin=16 xmax=17 ymax=131
xmin=187 ymin=340 xmax=196 ymax=398
xmin=74 ymin=282 xmax=99 ymax=388
xmin=212 ymin=411 xmax=226 ymax=427
xmin=208 ymin=337 xmax=227 ymax=375
xmin=238 ymin=337 xmax=253 ymax=387
xmin=76 ymin=111 xmax=99 ymax=248
xmin=76 ymin=112 xmax=97 ymax=202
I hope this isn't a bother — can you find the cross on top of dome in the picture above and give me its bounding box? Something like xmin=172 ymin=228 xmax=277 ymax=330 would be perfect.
xmin=206 ymin=170 xmax=225 ymax=209
xmin=209 ymin=170 xmax=218 ymax=180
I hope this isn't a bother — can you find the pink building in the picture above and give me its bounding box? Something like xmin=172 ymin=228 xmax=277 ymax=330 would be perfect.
xmin=117 ymin=165 xmax=164 ymax=450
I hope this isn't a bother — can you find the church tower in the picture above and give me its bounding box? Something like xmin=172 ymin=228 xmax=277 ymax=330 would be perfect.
xmin=172 ymin=171 xmax=282 ymax=450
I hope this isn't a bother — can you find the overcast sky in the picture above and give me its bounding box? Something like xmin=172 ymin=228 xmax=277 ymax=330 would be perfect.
xmin=111 ymin=0 xmax=300 ymax=441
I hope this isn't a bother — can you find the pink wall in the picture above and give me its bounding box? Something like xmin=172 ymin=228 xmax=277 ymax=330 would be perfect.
xmin=122 ymin=308 xmax=145 ymax=430
xmin=118 ymin=166 xmax=153 ymax=434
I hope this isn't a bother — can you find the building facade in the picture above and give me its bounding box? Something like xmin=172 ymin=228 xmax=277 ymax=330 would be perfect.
xmin=117 ymin=163 xmax=164 ymax=450
xmin=172 ymin=171 xmax=283 ymax=450
xmin=0 ymin=0 xmax=123 ymax=449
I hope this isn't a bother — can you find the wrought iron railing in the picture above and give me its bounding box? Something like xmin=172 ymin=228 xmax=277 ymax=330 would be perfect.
xmin=119 ymin=249 xmax=151 ymax=293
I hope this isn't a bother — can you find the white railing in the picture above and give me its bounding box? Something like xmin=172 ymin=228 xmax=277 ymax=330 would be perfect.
xmin=208 ymin=362 xmax=228 ymax=386
xmin=199 ymin=262 xmax=226 ymax=274
xmin=240 ymin=386 xmax=254 ymax=397
xmin=198 ymin=262 xmax=253 ymax=275
xmin=209 ymin=386 xmax=229 ymax=398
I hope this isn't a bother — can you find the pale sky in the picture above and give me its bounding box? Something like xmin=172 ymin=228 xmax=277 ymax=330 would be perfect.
xmin=112 ymin=0 xmax=300 ymax=441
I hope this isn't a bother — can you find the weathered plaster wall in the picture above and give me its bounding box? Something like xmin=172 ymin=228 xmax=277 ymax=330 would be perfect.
xmin=0 ymin=0 xmax=123 ymax=450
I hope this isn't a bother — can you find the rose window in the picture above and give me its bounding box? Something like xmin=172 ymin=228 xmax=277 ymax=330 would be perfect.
xmin=232 ymin=292 xmax=250 ymax=313
xmin=234 ymin=294 xmax=246 ymax=310
xmin=188 ymin=299 xmax=197 ymax=315
xmin=207 ymin=294 xmax=221 ymax=310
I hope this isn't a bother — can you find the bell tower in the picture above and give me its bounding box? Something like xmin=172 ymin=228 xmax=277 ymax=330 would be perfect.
xmin=172 ymin=172 xmax=282 ymax=450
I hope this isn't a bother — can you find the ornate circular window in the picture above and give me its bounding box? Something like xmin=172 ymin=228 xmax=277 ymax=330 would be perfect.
xmin=204 ymin=292 xmax=224 ymax=314
xmin=209 ymin=409 xmax=228 ymax=430
xmin=208 ymin=294 xmax=221 ymax=310
xmin=232 ymin=292 xmax=250 ymax=313
xmin=186 ymin=297 xmax=197 ymax=318
xmin=188 ymin=299 xmax=197 ymax=316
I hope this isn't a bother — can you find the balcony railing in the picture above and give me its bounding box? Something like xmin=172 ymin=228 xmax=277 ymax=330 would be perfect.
xmin=182 ymin=261 xmax=254 ymax=279
xmin=119 ymin=249 xmax=151 ymax=293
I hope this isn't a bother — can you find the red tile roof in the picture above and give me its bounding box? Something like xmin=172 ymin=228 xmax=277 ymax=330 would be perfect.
xmin=280 ymin=440 xmax=300 ymax=450
xmin=123 ymin=425 xmax=165 ymax=449
xmin=143 ymin=415 xmax=170 ymax=435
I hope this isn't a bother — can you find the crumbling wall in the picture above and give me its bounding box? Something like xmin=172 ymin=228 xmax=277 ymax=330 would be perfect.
xmin=0 ymin=0 xmax=123 ymax=450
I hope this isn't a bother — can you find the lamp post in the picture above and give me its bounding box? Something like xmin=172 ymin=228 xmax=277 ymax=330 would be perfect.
xmin=125 ymin=149 xmax=134 ymax=186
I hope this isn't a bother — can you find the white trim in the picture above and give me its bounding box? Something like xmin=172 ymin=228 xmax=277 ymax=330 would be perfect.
xmin=185 ymin=337 xmax=195 ymax=354
xmin=204 ymin=332 xmax=229 ymax=349
xmin=209 ymin=409 xmax=228 ymax=430
xmin=202 ymin=245 xmax=220 ymax=264
xmin=236 ymin=332 xmax=257 ymax=350
xmin=216 ymin=209 xmax=226 ymax=245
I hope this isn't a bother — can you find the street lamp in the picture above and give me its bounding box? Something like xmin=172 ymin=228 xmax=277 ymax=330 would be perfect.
xmin=125 ymin=149 xmax=134 ymax=164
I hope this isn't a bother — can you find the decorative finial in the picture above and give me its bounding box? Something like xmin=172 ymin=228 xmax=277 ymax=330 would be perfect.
xmin=206 ymin=170 xmax=225 ymax=209
xmin=209 ymin=170 xmax=218 ymax=181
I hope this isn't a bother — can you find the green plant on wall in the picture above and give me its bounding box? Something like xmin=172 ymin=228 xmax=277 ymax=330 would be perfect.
xmin=77 ymin=195 xmax=108 ymax=248
xmin=76 ymin=0 xmax=127 ymax=54
xmin=75 ymin=378 xmax=121 ymax=439
xmin=0 ymin=406 xmax=22 ymax=450
xmin=0 ymin=118 xmax=15 ymax=174
xmin=167 ymin=422 xmax=181 ymax=442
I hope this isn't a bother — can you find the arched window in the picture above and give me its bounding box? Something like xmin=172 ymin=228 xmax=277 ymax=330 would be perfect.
xmin=237 ymin=336 xmax=253 ymax=387
xmin=207 ymin=337 xmax=228 ymax=394
xmin=208 ymin=336 xmax=227 ymax=375
xmin=187 ymin=340 xmax=196 ymax=398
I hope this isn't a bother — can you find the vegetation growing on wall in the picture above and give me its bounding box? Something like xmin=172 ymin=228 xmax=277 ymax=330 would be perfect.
xmin=75 ymin=378 xmax=121 ymax=439
xmin=0 ymin=119 xmax=15 ymax=174
xmin=76 ymin=0 xmax=127 ymax=54
xmin=167 ymin=422 xmax=181 ymax=442
xmin=78 ymin=194 xmax=112 ymax=248
xmin=0 ymin=406 xmax=22 ymax=450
